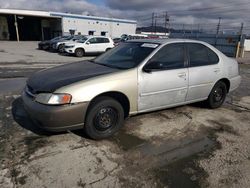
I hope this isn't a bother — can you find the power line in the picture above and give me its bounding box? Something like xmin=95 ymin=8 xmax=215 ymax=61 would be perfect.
xmin=167 ymin=1 xmax=250 ymax=13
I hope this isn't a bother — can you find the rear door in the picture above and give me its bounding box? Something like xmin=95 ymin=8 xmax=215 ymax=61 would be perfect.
xmin=186 ymin=43 xmax=221 ymax=101
xmin=97 ymin=37 xmax=110 ymax=52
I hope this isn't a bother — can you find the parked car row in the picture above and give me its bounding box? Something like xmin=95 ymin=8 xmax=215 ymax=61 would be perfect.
xmin=38 ymin=35 xmax=115 ymax=57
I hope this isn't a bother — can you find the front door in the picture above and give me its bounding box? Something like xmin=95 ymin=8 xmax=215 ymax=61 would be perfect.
xmin=85 ymin=37 xmax=102 ymax=53
xmin=138 ymin=43 xmax=188 ymax=112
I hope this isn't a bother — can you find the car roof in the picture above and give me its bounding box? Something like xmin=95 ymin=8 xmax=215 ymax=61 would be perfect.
xmin=128 ymin=38 xmax=206 ymax=44
xmin=86 ymin=35 xmax=110 ymax=38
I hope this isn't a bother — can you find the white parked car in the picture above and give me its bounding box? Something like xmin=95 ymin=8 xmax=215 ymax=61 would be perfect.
xmin=22 ymin=39 xmax=241 ymax=139
xmin=64 ymin=36 xmax=114 ymax=57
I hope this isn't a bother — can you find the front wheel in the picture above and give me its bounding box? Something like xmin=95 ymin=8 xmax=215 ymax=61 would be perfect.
xmin=58 ymin=44 xmax=64 ymax=53
xmin=206 ymin=81 xmax=227 ymax=109
xmin=75 ymin=48 xmax=85 ymax=57
xmin=84 ymin=97 xmax=124 ymax=140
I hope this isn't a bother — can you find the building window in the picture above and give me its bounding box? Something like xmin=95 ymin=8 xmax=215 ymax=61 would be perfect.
xmin=101 ymin=32 xmax=106 ymax=36
xmin=89 ymin=31 xmax=95 ymax=35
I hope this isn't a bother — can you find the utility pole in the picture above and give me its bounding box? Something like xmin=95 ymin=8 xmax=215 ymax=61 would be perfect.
xmin=164 ymin=11 xmax=170 ymax=35
xmin=216 ymin=17 xmax=221 ymax=35
xmin=14 ymin=15 xmax=20 ymax=42
xmin=215 ymin=17 xmax=222 ymax=47
xmin=154 ymin=14 xmax=157 ymax=34
xmin=151 ymin=12 xmax=154 ymax=27
xmin=182 ymin=24 xmax=185 ymax=36
xmin=239 ymin=22 xmax=244 ymax=35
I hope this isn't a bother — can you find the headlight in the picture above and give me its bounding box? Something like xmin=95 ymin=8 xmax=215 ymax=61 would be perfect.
xmin=35 ymin=93 xmax=72 ymax=105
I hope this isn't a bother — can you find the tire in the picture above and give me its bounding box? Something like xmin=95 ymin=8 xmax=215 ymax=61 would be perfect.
xmin=105 ymin=48 xmax=111 ymax=52
xmin=206 ymin=81 xmax=227 ymax=109
xmin=58 ymin=44 xmax=64 ymax=53
xmin=75 ymin=48 xmax=85 ymax=57
xmin=42 ymin=45 xmax=47 ymax=50
xmin=84 ymin=96 xmax=124 ymax=140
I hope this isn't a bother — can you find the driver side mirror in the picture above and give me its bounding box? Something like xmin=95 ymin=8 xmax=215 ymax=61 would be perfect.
xmin=143 ymin=61 xmax=163 ymax=73
xmin=86 ymin=41 xmax=90 ymax=45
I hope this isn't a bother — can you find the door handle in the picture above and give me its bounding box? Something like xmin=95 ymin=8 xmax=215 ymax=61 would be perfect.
xmin=178 ymin=72 xmax=186 ymax=78
xmin=214 ymin=68 xmax=220 ymax=73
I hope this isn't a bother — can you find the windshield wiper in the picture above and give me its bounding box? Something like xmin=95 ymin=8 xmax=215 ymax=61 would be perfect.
xmin=89 ymin=60 xmax=127 ymax=69
xmin=97 ymin=62 xmax=127 ymax=70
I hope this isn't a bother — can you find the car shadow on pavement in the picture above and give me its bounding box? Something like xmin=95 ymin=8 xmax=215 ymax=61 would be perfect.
xmin=58 ymin=52 xmax=100 ymax=58
xmin=11 ymin=97 xmax=63 ymax=136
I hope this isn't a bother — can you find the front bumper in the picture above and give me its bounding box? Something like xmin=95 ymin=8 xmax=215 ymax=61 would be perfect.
xmin=22 ymin=91 xmax=89 ymax=132
xmin=65 ymin=48 xmax=75 ymax=54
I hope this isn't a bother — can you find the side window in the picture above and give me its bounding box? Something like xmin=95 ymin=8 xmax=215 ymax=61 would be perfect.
xmin=187 ymin=43 xmax=219 ymax=67
xmin=88 ymin=38 xmax=98 ymax=44
xmin=148 ymin=43 xmax=185 ymax=70
xmin=96 ymin=38 xmax=110 ymax=43
xmin=96 ymin=38 xmax=104 ymax=43
xmin=103 ymin=38 xmax=110 ymax=43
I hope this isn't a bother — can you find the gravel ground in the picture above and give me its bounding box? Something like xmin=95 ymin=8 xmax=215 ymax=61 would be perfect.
xmin=0 ymin=42 xmax=250 ymax=188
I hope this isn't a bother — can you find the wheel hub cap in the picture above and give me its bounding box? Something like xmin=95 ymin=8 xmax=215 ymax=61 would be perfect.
xmin=94 ymin=107 xmax=117 ymax=131
xmin=213 ymin=88 xmax=223 ymax=102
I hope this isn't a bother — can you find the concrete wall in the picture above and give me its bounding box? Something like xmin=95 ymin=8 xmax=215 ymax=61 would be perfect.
xmin=244 ymin=39 xmax=250 ymax=52
xmin=62 ymin=17 xmax=136 ymax=38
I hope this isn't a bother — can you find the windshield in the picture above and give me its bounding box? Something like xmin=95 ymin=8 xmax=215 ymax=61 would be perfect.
xmin=93 ymin=42 xmax=159 ymax=69
xmin=73 ymin=35 xmax=86 ymax=41
xmin=77 ymin=37 xmax=88 ymax=43
xmin=64 ymin=36 xmax=74 ymax=40
xmin=51 ymin=36 xmax=61 ymax=41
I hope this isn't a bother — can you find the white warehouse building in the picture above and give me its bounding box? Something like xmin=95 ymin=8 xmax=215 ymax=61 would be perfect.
xmin=0 ymin=8 xmax=137 ymax=41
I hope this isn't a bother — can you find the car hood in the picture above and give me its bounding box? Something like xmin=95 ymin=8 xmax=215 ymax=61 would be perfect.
xmin=39 ymin=40 xmax=49 ymax=44
xmin=27 ymin=61 xmax=119 ymax=94
xmin=50 ymin=39 xmax=68 ymax=44
xmin=62 ymin=41 xmax=77 ymax=45
xmin=65 ymin=41 xmax=80 ymax=46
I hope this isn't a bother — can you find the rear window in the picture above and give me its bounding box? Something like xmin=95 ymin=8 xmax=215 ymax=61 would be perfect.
xmin=187 ymin=43 xmax=219 ymax=67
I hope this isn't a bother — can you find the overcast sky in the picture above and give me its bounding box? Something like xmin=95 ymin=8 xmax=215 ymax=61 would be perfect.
xmin=1 ymin=0 xmax=250 ymax=32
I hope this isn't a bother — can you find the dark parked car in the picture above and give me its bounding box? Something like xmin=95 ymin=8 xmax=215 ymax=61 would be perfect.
xmin=38 ymin=36 xmax=73 ymax=50
xmin=38 ymin=36 xmax=62 ymax=50
xmin=52 ymin=35 xmax=87 ymax=52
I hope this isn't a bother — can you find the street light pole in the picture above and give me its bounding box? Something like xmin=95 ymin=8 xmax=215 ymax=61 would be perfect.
xmin=14 ymin=15 xmax=20 ymax=42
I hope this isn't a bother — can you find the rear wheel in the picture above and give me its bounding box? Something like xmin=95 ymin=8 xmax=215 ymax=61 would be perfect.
xmin=75 ymin=48 xmax=85 ymax=57
xmin=206 ymin=81 xmax=227 ymax=109
xmin=105 ymin=48 xmax=111 ymax=52
xmin=84 ymin=97 xmax=124 ymax=140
